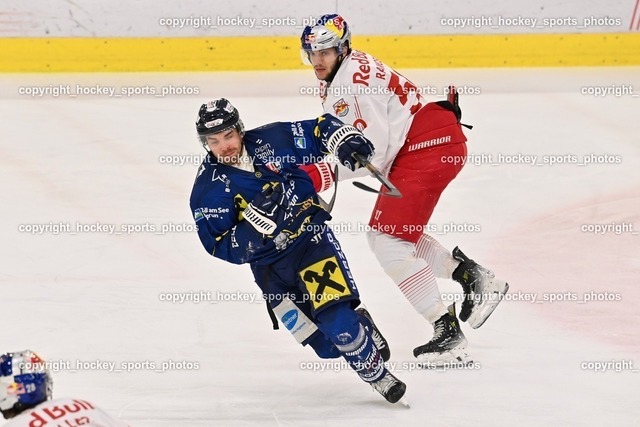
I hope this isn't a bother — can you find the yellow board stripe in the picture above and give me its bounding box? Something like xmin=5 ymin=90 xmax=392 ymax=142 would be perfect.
xmin=1 ymin=33 xmax=639 ymax=72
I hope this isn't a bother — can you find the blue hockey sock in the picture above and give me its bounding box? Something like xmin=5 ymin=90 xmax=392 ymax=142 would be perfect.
xmin=307 ymin=333 xmax=341 ymax=359
xmin=316 ymin=303 xmax=386 ymax=383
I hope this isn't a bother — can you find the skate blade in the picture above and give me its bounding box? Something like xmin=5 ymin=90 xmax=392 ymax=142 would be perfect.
xmin=468 ymin=282 xmax=509 ymax=329
xmin=398 ymin=396 xmax=411 ymax=408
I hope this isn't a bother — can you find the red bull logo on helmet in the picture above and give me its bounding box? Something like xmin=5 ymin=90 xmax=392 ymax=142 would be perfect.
xmin=324 ymin=16 xmax=345 ymax=37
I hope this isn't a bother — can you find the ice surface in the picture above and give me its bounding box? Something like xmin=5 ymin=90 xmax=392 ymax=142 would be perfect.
xmin=1 ymin=68 xmax=639 ymax=426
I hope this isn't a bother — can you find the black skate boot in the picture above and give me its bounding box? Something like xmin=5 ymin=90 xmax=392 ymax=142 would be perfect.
xmin=413 ymin=304 xmax=471 ymax=367
xmin=452 ymin=247 xmax=509 ymax=329
xmin=370 ymin=371 xmax=407 ymax=404
xmin=356 ymin=307 xmax=391 ymax=362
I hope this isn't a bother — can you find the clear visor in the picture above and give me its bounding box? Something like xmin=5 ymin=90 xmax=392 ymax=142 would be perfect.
xmin=300 ymin=49 xmax=313 ymax=66
xmin=300 ymin=46 xmax=343 ymax=66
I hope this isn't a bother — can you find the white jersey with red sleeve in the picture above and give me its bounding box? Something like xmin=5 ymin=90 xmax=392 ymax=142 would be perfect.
xmin=321 ymin=49 xmax=425 ymax=179
xmin=4 ymin=398 xmax=129 ymax=427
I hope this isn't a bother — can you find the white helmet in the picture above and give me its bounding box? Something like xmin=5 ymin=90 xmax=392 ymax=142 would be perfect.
xmin=300 ymin=14 xmax=351 ymax=65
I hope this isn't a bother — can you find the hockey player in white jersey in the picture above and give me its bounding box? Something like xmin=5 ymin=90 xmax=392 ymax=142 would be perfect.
xmin=299 ymin=14 xmax=510 ymax=366
xmin=1 ymin=350 xmax=129 ymax=427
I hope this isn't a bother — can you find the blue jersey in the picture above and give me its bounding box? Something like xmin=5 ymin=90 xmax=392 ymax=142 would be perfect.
xmin=190 ymin=114 xmax=344 ymax=265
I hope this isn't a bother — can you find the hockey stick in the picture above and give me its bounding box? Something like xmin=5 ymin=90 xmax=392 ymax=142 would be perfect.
xmin=352 ymin=154 xmax=402 ymax=198
xmin=317 ymin=164 xmax=339 ymax=212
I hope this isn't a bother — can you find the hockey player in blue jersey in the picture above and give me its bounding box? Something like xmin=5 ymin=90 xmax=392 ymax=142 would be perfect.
xmin=190 ymin=98 xmax=406 ymax=403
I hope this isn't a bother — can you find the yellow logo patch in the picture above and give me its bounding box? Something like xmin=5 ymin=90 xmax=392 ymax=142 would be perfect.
xmin=313 ymin=115 xmax=326 ymax=138
xmin=234 ymin=194 xmax=248 ymax=220
xmin=300 ymin=256 xmax=351 ymax=310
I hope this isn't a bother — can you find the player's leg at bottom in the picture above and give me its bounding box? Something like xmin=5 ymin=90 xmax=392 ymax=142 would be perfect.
xmin=295 ymin=227 xmax=404 ymax=403
xmin=414 ymin=234 xmax=510 ymax=329
xmin=254 ymin=228 xmax=405 ymax=403
xmin=304 ymin=307 xmax=392 ymax=364
xmin=400 ymin=103 xmax=510 ymax=328
xmin=355 ymin=307 xmax=391 ymax=362
xmin=269 ymin=294 xmax=402 ymax=402
xmin=367 ymin=231 xmax=471 ymax=366
xmin=315 ymin=302 xmax=405 ymax=403
xmin=366 ymin=129 xmax=473 ymax=365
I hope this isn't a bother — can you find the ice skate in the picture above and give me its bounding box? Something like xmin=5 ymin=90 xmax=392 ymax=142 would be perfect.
xmin=370 ymin=371 xmax=407 ymax=404
xmin=413 ymin=304 xmax=472 ymax=367
xmin=452 ymin=246 xmax=509 ymax=329
xmin=356 ymin=307 xmax=391 ymax=362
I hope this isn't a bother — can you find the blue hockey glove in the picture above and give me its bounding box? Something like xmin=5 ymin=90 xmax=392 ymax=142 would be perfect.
xmin=318 ymin=119 xmax=375 ymax=171
xmin=336 ymin=133 xmax=374 ymax=171
xmin=243 ymin=182 xmax=291 ymax=235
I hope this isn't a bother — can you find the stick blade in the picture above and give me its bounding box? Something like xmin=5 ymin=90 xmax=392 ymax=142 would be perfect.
xmin=352 ymin=181 xmax=402 ymax=198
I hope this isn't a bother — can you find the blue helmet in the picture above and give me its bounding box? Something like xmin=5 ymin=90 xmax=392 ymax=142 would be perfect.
xmin=300 ymin=14 xmax=351 ymax=65
xmin=0 ymin=351 xmax=52 ymax=419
